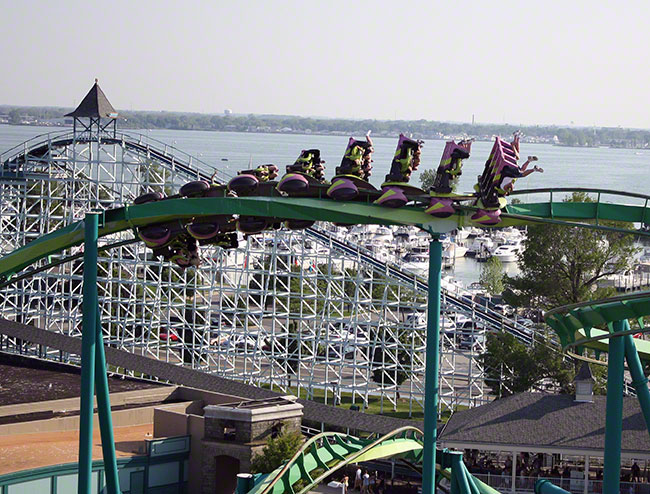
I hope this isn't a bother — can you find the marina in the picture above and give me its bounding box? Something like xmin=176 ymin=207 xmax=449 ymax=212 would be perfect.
xmin=1 ymin=107 xmax=649 ymax=493
xmin=1 ymin=4 xmax=650 ymax=489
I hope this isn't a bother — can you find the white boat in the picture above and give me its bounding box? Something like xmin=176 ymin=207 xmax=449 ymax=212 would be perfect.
xmin=455 ymin=228 xmax=471 ymax=241
xmin=402 ymin=253 xmax=429 ymax=276
xmin=466 ymin=282 xmax=486 ymax=297
xmin=443 ymin=241 xmax=468 ymax=260
xmin=467 ymin=235 xmax=494 ymax=256
xmin=491 ymin=243 xmax=521 ymax=262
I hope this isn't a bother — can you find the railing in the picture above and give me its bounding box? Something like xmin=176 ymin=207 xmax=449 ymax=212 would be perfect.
xmin=511 ymin=187 xmax=650 ymax=203
xmin=0 ymin=129 xmax=229 ymax=182
xmin=0 ymin=129 xmax=71 ymax=164
xmin=471 ymin=473 xmax=650 ymax=494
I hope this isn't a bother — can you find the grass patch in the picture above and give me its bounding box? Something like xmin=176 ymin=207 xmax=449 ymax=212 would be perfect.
xmin=261 ymin=384 xmax=465 ymax=421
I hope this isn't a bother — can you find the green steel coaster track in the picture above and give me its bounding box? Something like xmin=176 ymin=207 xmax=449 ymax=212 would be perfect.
xmin=0 ymin=187 xmax=648 ymax=281
xmin=542 ymin=291 xmax=650 ymax=494
xmin=0 ymin=187 xmax=649 ymax=494
xmin=239 ymin=426 xmax=499 ymax=494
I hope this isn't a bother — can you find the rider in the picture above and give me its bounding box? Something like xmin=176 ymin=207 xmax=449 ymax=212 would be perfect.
xmin=384 ymin=134 xmax=423 ymax=183
xmin=286 ymin=149 xmax=326 ymax=181
xmin=336 ymin=133 xmax=374 ymax=180
xmin=431 ymin=139 xmax=472 ymax=194
xmin=498 ymin=156 xmax=543 ymax=195
xmin=239 ymin=164 xmax=279 ymax=182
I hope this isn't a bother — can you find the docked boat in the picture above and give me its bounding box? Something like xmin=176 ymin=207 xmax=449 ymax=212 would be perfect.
xmin=466 ymin=235 xmax=495 ymax=257
xmin=491 ymin=242 xmax=522 ymax=262
xmin=443 ymin=241 xmax=468 ymax=260
xmin=402 ymin=253 xmax=429 ymax=276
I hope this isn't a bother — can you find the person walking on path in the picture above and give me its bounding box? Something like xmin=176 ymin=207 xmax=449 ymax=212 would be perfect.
xmin=341 ymin=475 xmax=349 ymax=494
xmin=362 ymin=470 xmax=370 ymax=494
xmin=354 ymin=466 xmax=362 ymax=491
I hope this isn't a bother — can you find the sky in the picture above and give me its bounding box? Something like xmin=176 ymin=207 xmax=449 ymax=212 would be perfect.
xmin=1 ymin=0 xmax=649 ymax=128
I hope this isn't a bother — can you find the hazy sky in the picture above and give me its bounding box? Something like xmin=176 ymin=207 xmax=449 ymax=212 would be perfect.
xmin=1 ymin=0 xmax=648 ymax=128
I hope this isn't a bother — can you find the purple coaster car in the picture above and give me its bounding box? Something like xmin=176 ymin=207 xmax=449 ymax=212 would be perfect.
xmin=138 ymin=225 xmax=172 ymax=248
xmin=471 ymin=208 xmax=502 ymax=225
xmin=228 ymin=174 xmax=259 ymax=195
xmin=425 ymin=197 xmax=455 ymax=218
xmin=276 ymin=173 xmax=310 ymax=194
xmin=375 ymin=186 xmax=408 ymax=208
xmin=237 ymin=216 xmax=268 ymax=234
xmin=285 ymin=219 xmax=315 ymax=230
xmin=327 ymin=177 xmax=358 ymax=201
xmin=187 ymin=216 xmax=229 ymax=240
xmin=180 ymin=180 xmax=210 ymax=197
xmin=187 ymin=222 xmax=220 ymax=240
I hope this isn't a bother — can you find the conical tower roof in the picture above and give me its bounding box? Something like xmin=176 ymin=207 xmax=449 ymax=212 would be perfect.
xmin=65 ymin=79 xmax=118 ymax=118
xmin=574 ymin=362 xmax=595 ymax=382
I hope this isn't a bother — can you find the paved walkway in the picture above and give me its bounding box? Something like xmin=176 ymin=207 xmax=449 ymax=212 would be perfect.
xmin=309 ymin=484 xmax=345 ymax=493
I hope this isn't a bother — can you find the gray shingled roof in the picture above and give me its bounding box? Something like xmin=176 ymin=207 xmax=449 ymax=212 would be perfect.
xmin=65 ymin=80 xmax=117 ymax=118
xmin=440 ymin=392 xmax=650 ymax=454
xmin=0 ymin=318 xmax=421 ymax=435
xmin=574 ymin=362 xmax=595 ymax=382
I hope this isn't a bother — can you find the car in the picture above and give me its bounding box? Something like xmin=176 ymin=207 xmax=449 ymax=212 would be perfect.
xmin=494 ymin=304 xmax=515 ymax=316
xmin=406 ymin=313 xmax=426 ymax=327
xmin=159 ymin=331 xmax=180 ymax=342
xmin=327 ymin=341 xmax=356 ymax=359
xmin=458 ymin=332 xmax=486 ymax=350
xmin=209 ymin=334 xmax=230 ymax=347
xmin=517 ymin=318 xmax=535 ymax=328
xmin=454 ymin=313 xmax=472 ymax=327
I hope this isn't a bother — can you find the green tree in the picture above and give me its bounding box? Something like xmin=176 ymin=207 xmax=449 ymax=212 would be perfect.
xmin=479 ymin=256 xmax=504 ymax=295
xmin=419 ymin=169 xmax=436 ymax=191
xmin=481 ymin=332 xmax=609 ymax=398
xmin=481 ymin=332 xmax=574 ymax=398
xmin=503 ymin=193 xmax=637 ymax=309
xmin=8 ymin=109 xmax=21 ymax=124
xmin=250 ymin=431 xmax=303 ymax=474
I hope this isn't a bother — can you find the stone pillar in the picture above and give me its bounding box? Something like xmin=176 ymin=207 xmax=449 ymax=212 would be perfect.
xmin=200 ymin=396 xmax=303 ymax=494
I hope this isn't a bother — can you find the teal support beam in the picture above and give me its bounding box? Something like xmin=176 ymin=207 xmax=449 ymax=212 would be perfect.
xmin=78 ymin=213 xmax=99 ymax=494
xmin=603 ymin=319 xmax=626 ymax=494
xmin=422 ymin=237 xmax=443 ymax=494
xmin=535 ymin=478 xmax=570 ymax=493
xmin=236 ymin=473 xmax=254 ymax=494
xmin=95 ymin=312 xmax=121 ymax=494
xmin=449 ymin=452 xmax=469 ymax=494
xmin=462 ymin=463 xmax=481 ymax=494
xmin=623 ymin=320 xmax=650 ymax=434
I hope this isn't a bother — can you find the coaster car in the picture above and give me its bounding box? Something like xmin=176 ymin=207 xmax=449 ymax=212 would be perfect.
xmin=327 ymin=136 xmax=375 ymax=201
xmin=471 ymin=136 xmax=518 ymax=225
xmin=375 ymin=134 xmax=424 ymax=208
xmin=426 ymin=139 xmax=473 ymax=218
xmin=276 ymin=149 xmax=326 ymax=194
xmin=186 ymin=215 xmax=232 ymax=240
xmin=227 ymin=164 xmax=279 ymax=196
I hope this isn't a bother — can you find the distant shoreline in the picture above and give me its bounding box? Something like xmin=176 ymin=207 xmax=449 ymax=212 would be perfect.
xmin=1 ymin=122 xmax=648 ymax=150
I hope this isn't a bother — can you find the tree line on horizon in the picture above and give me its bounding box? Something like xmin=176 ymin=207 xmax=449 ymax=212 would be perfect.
xmin=2 ymin=105 xmax=650 ymax=148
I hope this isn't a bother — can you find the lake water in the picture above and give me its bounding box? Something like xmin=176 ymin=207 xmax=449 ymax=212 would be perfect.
xmin=2 ymin=124 xmax=648 ymax=285
xmin=2 ymin=124 xmax=650 ymax=195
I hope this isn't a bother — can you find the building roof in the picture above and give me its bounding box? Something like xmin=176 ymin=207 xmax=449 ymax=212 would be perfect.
xmin=0 ymin=351 xmax=162 ymax=407
xmin=0 ymin=318 xmax=420 ymax=435
xmin=574 ymin=362 xmax=595 ymax=382
xmin=440 ymin=392 xmax=650 ymax=455
xmin=65 ymin=80 xmax=118 ymax=118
